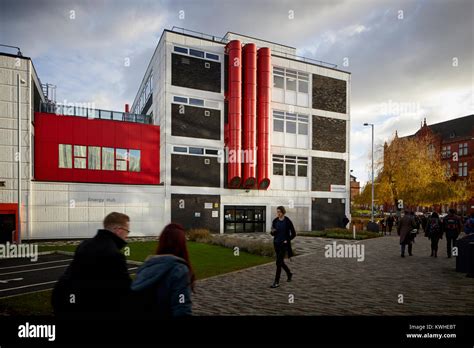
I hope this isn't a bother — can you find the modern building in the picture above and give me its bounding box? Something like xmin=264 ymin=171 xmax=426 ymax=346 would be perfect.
xmin=350 ymin=174 xmax=360 ymax=204
xmin=0 ymin=27 xmax=351 ymax=241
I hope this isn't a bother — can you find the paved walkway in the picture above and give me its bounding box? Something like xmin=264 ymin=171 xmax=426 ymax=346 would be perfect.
xmin=192 ymin=234 xmax=474 ymax=315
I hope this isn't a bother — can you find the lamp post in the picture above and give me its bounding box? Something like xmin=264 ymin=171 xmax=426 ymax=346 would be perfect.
xmin=364 ymin=123 xmax=374 ymax=223
xmin=17 ymin=74 xmax=26 ymax=243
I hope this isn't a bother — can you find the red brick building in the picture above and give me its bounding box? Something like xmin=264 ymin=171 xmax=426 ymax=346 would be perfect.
xmin=403 ymin=115 xmax=474 ymax=214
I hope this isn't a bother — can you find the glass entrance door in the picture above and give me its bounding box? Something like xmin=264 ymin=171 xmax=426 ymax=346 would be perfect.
xmin=224 ymin=206 xmax=266 ymax=233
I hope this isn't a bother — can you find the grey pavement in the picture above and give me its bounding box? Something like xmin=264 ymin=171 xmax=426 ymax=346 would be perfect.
xmin=192 ymin=234 xmax=474 ymax=315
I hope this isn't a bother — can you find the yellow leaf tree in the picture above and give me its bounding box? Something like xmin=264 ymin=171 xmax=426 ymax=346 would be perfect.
xmin=357 ymin=134 xmax=469 ymax=209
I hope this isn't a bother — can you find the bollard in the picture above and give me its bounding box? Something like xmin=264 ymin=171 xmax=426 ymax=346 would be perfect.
xmin=353 ymin=225 xmax=356 ymax=240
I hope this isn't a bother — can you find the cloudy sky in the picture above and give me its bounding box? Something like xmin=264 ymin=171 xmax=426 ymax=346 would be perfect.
xmin=1 ymin=0 xmax=472 ymax=185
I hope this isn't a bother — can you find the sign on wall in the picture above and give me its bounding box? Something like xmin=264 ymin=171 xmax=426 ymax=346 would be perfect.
xmin=330 ymin=185 xmax=346 ymax=193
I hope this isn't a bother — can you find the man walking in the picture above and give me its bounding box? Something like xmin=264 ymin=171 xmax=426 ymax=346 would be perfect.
xmin=443 ymin=209 xmax=462 ymax=258
xmin=397 ymin=211 xmax=416 ymax=257
xmin=52 ymin=212 xmax=132 ymax=318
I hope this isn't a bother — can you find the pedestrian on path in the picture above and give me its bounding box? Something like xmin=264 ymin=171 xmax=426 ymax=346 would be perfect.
xmin=425 ymin=212 xmax=443 ymax=257
xmin=443 ymin=209 xmax=462 ymax=258
xmin=387 ymin=213 xmax=395 ymax=235
xmin=131 ymin=223 xmax=194 ymax=318
xmin=397 ymin=211 xmax=417 ymax=257
xmin=464 ymin=213 xmax=474 ymax=234
xmin=51 ymin=212 xmax=132 ymax=318
xmin=270 ymin=206 xmax=296 ymax=288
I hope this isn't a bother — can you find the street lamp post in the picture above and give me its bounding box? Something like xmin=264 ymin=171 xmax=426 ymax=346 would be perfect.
xmin=364 ymin=123 xmax=375 ymax=223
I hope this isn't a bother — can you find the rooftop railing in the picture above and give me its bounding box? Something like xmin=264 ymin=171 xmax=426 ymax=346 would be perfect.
xmin=40 ymin=102 xmax=153 ymax=124
xmin=170 ymin=26 xmax=338 ymax=69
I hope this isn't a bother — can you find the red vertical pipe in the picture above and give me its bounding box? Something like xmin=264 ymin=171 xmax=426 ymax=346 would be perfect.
xmin=125 ymin=104 xmax=130 ymax=113
xmin=226 ymin=40 xmax=242 ymax=188
xmin=242 ymin=43 xmax=257 ymax=188
xmin=257 ymin=47 xmax=271 ymax=190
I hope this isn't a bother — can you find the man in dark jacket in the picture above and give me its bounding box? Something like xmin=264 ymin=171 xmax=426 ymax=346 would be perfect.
xmin=52 ymin=212 xmax=132 ymax=318
xmin=270 ymin=206 xmax=296 ymax=288
xmin=398 ymin=211 xmax=416 ymax=257
xmin=443 ymin=209 xmax=462 ymax=258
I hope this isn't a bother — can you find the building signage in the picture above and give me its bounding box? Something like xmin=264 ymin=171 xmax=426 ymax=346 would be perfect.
xmin=330 ymin=185 xmax=346 ymax=192
xmin=204 ymin=203 xmax=213 ymax=209
xmin=212 ymin=210 xmax=219 ymax=218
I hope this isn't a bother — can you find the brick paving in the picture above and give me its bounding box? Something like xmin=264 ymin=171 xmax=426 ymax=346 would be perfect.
xmin=192 ymin=234 xmax=474 ymax=315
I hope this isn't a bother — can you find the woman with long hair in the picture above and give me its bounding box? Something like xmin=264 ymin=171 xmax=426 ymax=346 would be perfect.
xmin=131 ymin=223 xmax=195 ymax=318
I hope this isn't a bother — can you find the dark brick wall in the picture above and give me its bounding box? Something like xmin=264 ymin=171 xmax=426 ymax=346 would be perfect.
xmin=312 ymin=75 xmax=347 ymax=113
xmin=171 ymin=103 xmax=220 ymax=140
xmin=311 ymin=198 xmax=346 ymax=230
xmin=312 ymin=157 xmax=346 ymax=191
xmin=171 ymin=53 xmax=221 ymax=93
xmin=312 ymin=116 xmax=346 ymax=152
xmin=171 ymin=194 xmax=220 ymax=233
xmin=171 ymin=154 xmax=220 ymax=187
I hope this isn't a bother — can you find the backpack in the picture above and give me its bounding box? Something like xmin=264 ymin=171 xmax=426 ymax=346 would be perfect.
xmin=428 ymin=219 xmax=440 ymax=238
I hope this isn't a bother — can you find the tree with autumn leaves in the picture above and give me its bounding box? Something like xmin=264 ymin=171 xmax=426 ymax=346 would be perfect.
xmin=355 ymin=133 xmax=470 ymax=210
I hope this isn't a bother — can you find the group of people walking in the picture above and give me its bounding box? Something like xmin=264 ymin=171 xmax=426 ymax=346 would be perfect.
xmin=52 ymin=207 xmax=297 ymax=318
xmin=397 ymin=209 xmax=472 ymax=258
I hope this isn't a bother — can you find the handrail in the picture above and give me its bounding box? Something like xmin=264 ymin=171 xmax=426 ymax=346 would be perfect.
xmin=170 ymin=26 xmax=338 ymax=69
xmin=39 ymin=101 xmax=153 ymax=125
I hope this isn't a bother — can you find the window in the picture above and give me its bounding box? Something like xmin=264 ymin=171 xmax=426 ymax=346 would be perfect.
xmin=205 ymin=149 xmax=219 ymax=155
xmin=442 ymin=145 xmax=451 ymax=159
xmin=272 ymin=67 xmax=309 ymax=106
xmin=173 ymin=146 xmax=188 ymax=153
xmin=173 ymin=96 xmax=188 ymax=104
xmin=273 ymin=110 xmax=309 ymax=136
xmin=445 ymin=163 xmax=451 ymax=177
xmin=273 ymin=111 xmax=285 ymax=132
xmin=205 ymin=53 xmax=219 ymax=61
xmin=189 ymin=98 xmax=205 ymax=106
xmin=459 ymin=162 xmax=468 ymax=177
xmin=59 ymin=144 xmax=72 ymax=168
xmin=189 ymin=147 xmax=204 ymax=155
xmin=102 ymin=147 xmax=115 ymax=170
xmin=297 ymin=157 xmax=308 ymax=177
xmin=285 ymin=156 xmax=296 ymax=176
xmin=74 ymin=145 xmax=87 ymax=169
xmin=116 ymin=149 xmax=128 ymax=171
xmin=459 ymin=143 xmax=468 ymax=156
xmin=88 ymin=146 xmax=101 ymax=170
xmin=272 ymin=155 xmax=308 ymax=177
xmin=174 ymin=46 xmax=188 ymax=54
xmin=272 ymin=155 xmax=284 ymax=175
xmin=189 ymin=49 xmax=205 ymax=58
xmin=129 ymin=149 xmax=141 ymax=172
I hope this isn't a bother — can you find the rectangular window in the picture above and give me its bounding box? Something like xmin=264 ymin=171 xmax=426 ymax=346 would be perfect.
xmin=459 ymin=162 xmax=468 ymax=177
xmin=205 ymin=149 xmax=219 ymax=155
xmin=129 ymin=149 xmax=141 ymax=172
xmin=298 ymin=79 xmax=308 ymax=93
xmin=174 ymin=46 xmax=188 ymax=54
xmin=189 ymin=49 xmax=205 ymax=58
xmin=88 ymin=146 xmax=101 ymax=170
xmin=173 ymin=146 xmax=187 ymax=153
xmin=285 ymin=163 xmax=296 ymax=176
xmin=74 ymin=145 xmax=87 ymax=169
xmin=102 ymin=147 xmax=115 ymax=170
xmin=173 ymin=96 xmax=188 ymax=104
xmin=189 ymin=98 xmax=205 ymax=106
xmin=273 ymin=75 xmax=284 ymax=89
xmin=286 ymin=121 xmax=296 ymax=134
xmin=116 ymin=149 xmax=128 ymax=171
xmin=189 ymin=147 xmax=204 ymax=155
xmin=273 ymin=163 xmax=284 ymax=175
xmin=58 ymin=144 xmax=72 ymax=168
xmin=205 ymin=52 xmax=219 ymax=61
xmin=298 ymin=122 xmax=308 ymax=135
xmin=459 ymin=143 xmax=468 ymax=156
xmin=297 ymin=157 xmax=308 ymax=177
xmin=286 ymin=77 xmax=297 ymax=91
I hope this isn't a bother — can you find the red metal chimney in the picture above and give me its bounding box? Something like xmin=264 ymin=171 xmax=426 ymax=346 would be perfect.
xmin=242 ymin=43 xmax=257 ymax=189
xmin=125 ymin=104 xmax=130 ymax=113
xmin=256 ymin=47 xmax=271 ymax=190
xmin=226 ymin=40 xmax=243 ymax=189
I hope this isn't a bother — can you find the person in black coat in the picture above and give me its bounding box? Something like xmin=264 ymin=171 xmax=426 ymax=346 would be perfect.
xmin=270 ymin=206 xmax=296 ymax=288
xmin=51 ymin=212 xmax=132 ymax=318
xmin=425 ymin=212 xmax=443 ymax=257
